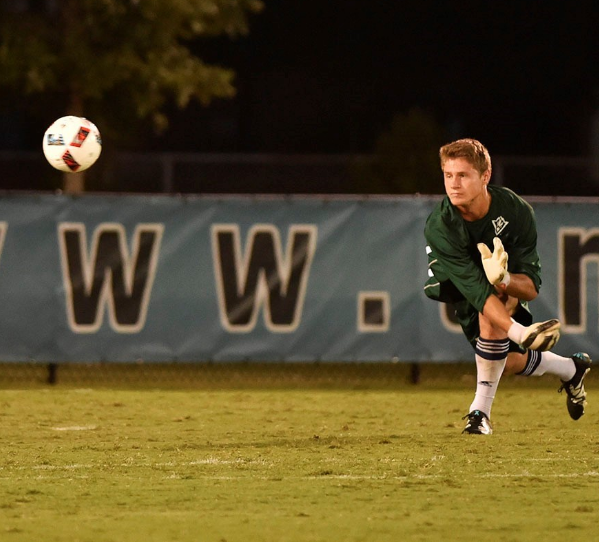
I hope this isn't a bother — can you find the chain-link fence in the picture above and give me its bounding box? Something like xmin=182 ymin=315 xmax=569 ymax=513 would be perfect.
xmin=0 ymin=151 xmax=596 ymax=390
xmin=1 ymin=151 xmax=598 ymax=196
xmin=2 ymin=361 xmax=588 ymax=390
xmin=0 ymin=362 xmax=423 ymax=389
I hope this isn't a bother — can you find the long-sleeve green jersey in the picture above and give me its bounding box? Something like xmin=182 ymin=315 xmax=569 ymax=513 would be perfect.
xmin=424 ymin=185 xmax=541 ymax=314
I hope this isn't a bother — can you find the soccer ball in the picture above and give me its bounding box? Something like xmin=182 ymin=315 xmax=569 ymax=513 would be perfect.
xmin=42 ymin=116 xmax=102 ymax=172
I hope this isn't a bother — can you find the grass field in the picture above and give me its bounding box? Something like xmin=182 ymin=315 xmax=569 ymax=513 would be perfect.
xmin=0 ymin=364 xmax=597 ymax=542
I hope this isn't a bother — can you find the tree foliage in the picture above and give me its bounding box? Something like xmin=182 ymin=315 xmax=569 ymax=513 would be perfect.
xmin=0 ymin=0 xmax=263 ymax=191
xmin=350 ymin=109 xmax=447 ymax=195
xmin=0 ymin=0 xmax=262 ymax=124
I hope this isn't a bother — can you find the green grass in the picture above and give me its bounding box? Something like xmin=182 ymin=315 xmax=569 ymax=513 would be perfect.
xmin=0 ymin=369 xmax=598 ymax=542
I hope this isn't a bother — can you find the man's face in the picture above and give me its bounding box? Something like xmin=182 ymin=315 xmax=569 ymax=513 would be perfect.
xmin=442 ymin=157 xmax=490 ymax=207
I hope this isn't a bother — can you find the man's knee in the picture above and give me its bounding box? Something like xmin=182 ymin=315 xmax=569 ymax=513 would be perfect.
xmin=504 ymin=351 xmax=527 ymax=375
xmin=478 ymin=312 xmax=508 ymax=340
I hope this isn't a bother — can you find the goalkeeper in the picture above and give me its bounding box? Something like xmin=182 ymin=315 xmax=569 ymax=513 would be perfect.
xmin=424 ymin=138 xmax=591 ymax=435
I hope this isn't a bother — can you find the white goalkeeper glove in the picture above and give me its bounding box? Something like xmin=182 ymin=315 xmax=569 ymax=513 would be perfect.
xmin=509 ymin=319 xmax=561 ymax=351
xmin=477 ymin=237 xmax=510 ymax=286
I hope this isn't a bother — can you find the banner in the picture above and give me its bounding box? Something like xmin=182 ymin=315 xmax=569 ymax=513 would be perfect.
xmin=0 ymin=193 xmax=597 ymax=362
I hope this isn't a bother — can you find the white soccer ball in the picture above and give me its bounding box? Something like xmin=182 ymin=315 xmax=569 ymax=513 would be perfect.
xmin=42 ymin=116 xmax=102 ymax=172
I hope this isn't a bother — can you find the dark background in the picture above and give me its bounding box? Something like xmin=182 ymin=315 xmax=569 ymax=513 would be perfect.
xmin=1 ymin=2 xmax=599 ymax=194
xmin=156 ymin=1 xmax=599 ymax=157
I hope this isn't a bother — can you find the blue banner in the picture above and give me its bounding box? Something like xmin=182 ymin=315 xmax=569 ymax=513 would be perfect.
xmin=0 ymin=193 xmax=597 ymax=362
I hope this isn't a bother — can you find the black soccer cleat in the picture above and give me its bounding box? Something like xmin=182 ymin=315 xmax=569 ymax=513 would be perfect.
xmin=462 ymin=410 xmax=493 ymax=435
xmin=558 ymin=353 xmax=592 ymax=420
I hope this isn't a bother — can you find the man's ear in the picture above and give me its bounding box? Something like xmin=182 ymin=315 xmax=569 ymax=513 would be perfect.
xmin=482 ymin=169 xmax=492 ymax=185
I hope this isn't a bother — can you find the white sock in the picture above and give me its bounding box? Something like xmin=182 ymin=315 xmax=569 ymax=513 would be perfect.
xmin=520 ymin=350 xmax=575 ymax=381
xmin=469 ymin=338 xmax=509 ymax=418
xmin=507 ymin=321 xmax=525 ymax=345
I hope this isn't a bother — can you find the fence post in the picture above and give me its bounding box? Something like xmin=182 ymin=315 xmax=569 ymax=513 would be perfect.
xmin=162 ymin=153 xmax=175 ymax=193
xmin=409 ymin=363 xmax=420 ymax=384
xmin=47 ymin=363 xmax=58 ymax=385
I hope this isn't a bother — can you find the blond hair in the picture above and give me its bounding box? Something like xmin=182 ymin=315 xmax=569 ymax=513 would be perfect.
xmin=439 ymin=138 xmax=491 ymax=176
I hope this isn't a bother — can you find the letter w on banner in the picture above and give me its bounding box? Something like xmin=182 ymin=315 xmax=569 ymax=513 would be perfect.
xmin=58 ymin=223 xmax=164 ymax=333
xmin=211 ymin=224 xmax=317 ymax=333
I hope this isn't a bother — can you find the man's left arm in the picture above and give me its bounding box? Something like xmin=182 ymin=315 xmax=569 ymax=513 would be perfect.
xmin=477 ymin=234 xmax=538 ymax=301
xmin=506 ymin=202 xmax=542 ymax=293
xmin=495 ymin=272 xmax=537 ymax=301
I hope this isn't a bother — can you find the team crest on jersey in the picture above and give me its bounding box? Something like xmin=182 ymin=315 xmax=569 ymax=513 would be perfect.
xmin=492 ymin=216 xmax=509 ymax=235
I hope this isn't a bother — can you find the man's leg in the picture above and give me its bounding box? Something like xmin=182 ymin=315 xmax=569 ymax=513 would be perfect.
xmin=467 ymin=338 xmax=509 ymax=415
xmin=506 ymin=350 xmax=574 ymax=379
xmin=507 ymin=350 xmax=592 ymax=420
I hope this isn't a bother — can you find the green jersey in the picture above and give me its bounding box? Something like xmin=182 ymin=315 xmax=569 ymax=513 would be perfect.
xmin=424 ymin=185 xmax=541 ymax=347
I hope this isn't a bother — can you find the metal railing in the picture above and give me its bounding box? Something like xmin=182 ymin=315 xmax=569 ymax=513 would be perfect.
xmin=1 ymin=151 xmax=597 ymax=196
